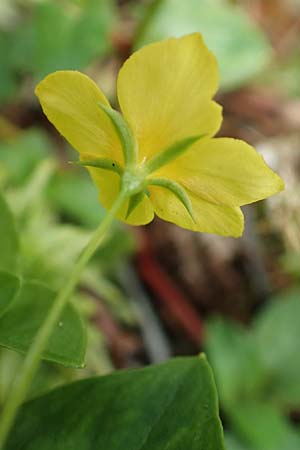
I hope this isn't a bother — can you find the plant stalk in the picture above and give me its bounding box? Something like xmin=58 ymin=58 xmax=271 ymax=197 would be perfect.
xmin=0 ymin=188 xmax=128 ymax=449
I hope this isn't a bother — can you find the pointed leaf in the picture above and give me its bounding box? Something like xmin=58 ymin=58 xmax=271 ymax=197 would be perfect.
xmin=126 ymin=192 xmax=145 ymax=218
xmin=75 ymin=157 xmax=123 ymax=176
xmin=98 ymin=103 xmax=137 ymax=165
xmin=0 ymin=280 xmax=86 ymax=368
xmin=145 ymin=135 xmax=204 ymax=174
xmin=148 ymin=177 xmax=195 ymax=220
xmin=5 ymin=356 xmax=225 ymax=450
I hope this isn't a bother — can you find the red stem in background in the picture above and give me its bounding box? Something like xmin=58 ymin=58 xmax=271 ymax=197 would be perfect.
xmin=136 ymin=231 xmax=204 ymax=346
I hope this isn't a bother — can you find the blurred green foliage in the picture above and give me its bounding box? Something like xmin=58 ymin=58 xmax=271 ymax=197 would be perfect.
xmin=205 ymin=290 xmax=300 ymax=450
xmin=0 ymin=126 xmax=136 ymax=402
xmin=135 ymin=0 xmax=272 ymax=90
xmin=0 ymin=1 xmax=299 ymax=447
xmin=0 ymin=195 xmax=19 ymax=272
xmin=0 ymin=0 xmax=116 ymax=103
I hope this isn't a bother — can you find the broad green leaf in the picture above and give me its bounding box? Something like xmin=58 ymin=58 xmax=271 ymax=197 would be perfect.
xmin=0 ymin=280 xmax=86 ymax=368
xmin=253 ymin=289 xmax=300 ymax=407
xmin=135 ymin=0 xmax=271 ymax=90
xmin=0 ymin=271 xmax=20 ymax=317
xmin=0 ymin=192 xmax=19 ymax=272
xmin=5 ymin=356 xmax=225 ymax=450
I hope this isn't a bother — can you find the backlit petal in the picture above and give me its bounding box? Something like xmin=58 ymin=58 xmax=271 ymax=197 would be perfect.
xmin=117 ymin=33 xmax=222 ymax=162
xmin=149 ymin=186 xmax=244 ymax=237
xmin=157 ymin=138 xmax=284 ymax=206
xmin=35 ymin=71 xmax=124 ymax=163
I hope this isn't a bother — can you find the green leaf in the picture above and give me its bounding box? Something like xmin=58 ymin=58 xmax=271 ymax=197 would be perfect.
xmin=147 ymin=177 xmax=195 ymax=220
xmin=0 ymin=280 xmax=86 ymax=368
xmin=0 ymin=271 xmax=20 ymax=317
xmin=5 ymin=356 xmax=225 ymax=450
xmin=205 ymin=317 xmax=265 ymax=409
xmin=0 ymin=192 xmax=19 ymax=272
xmin=33 ymin=0 xmax=115 ymax=77
xmin=125 ymin=191 xmax=145 ymax=218
xmin=253 ymin=289 xmax=300 ymax=407
xmin=98 ymin=103 xmax=137 ymax=165
xmin=135 ymin=0 xmax=272 ymax=91
xmin=145 ymin=135 xmax=203 ymax=173
xmin=230 ymin=402 xmax=300 ymax=450
xmin=76 ymin=156 xmax=123 ymax=176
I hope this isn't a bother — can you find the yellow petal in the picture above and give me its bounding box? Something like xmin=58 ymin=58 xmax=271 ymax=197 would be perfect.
xmin=85 ymin=165 xmax=154 ymax=226
xmin=158 ymin=138 xmax=284 ymax=206
xmin=117 ymin=33 xmax=222 ymax=162
xmin=35 ymin=71 xmax=124 ymax=163
xmin=149 ymin=186 xmax=244 ymax=237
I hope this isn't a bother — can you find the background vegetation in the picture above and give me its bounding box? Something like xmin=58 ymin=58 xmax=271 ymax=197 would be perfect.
xmin=0 ymin=1 xmax=300 ymax=449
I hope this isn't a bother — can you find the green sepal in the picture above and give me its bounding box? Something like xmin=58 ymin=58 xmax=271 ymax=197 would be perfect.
xmin=125 ymin=192 xmax=144 ymax=219
xmin=145 ymin=134 xmax=205 ymax=174
xmin=73 ymin=158 xmax=123 ymax=176
xmin=147 ymin=177 xmax=195 ymax=221
xmin=97 ymin=103 xmax=137 ymax=165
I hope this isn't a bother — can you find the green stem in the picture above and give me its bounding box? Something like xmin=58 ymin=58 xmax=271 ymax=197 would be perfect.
xmin=0 ymin=188 xmax=128 ymax=449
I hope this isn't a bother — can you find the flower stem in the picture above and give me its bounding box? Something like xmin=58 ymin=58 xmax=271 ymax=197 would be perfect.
xmin=0 ymin=188 xmax=128 ymax=449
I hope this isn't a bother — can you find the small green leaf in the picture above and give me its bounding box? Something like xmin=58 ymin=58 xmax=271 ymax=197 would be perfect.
xmin=125 ymin=191 xmax=145 ymax=218
xmin=98 ymin=103 xmax=137 ymax=165
xmin=0 ymin=280 xmax=86 ymax=368
xmin=145 ymin=135 xmax=203 ymax=173
xmin=148 ymin=177 xmax=195 ymax=221
xmin=0 ymin=192 xmax=19 ymax=272
xmin=5 ymin=356 xmax=225 ymax=450
xmin=75 ymin=157 xmax=123 ymax=176
xmin=0 ymin=272 xmax=20 ymax=318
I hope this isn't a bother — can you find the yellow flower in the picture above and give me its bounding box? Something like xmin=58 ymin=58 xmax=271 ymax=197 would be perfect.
xmin=35 ymin=33 xmax=283 ymax=237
